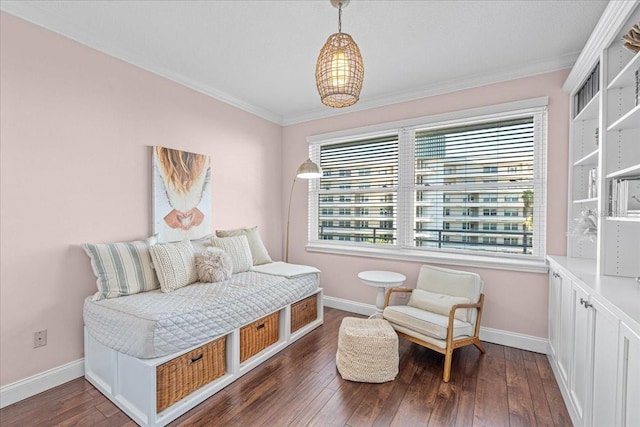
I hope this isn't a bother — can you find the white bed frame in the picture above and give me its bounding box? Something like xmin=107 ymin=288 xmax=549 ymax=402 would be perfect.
xmin=84 ymin=288 xmax=323 ymax=427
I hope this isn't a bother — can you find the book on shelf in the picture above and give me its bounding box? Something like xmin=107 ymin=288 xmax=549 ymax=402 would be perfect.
xmin=610 ymin=177 xmax=640 ymax=217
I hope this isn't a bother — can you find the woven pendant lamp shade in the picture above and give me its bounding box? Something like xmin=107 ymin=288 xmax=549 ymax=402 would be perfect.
xmin=315 ymin=32 xmax=364 ymax=108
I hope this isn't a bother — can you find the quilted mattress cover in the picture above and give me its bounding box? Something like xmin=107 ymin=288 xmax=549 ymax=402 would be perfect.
xmin=84 ymin=271 xmax=319 ymax=359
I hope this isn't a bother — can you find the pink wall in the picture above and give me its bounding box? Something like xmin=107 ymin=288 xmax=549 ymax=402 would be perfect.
xmin=1 ymin=11 xmax=570 ymax=389
xmin=282 ymin=69 xmax=570 ymax=339
xmin=0 ymin=13 xmax=283 ymax=386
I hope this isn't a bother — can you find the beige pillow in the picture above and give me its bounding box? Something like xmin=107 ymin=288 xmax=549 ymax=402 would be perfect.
xmin=216 ymin=226 xmax=272 ymax=265
xmin=210 ymin=235 xmax=253 ymax=273
xmin=190 ymin=234 xmax=215 ymax=253
xmin=149 ymin=240 xmax=198 ymax=292
xmin=408 ymin=289 xmax=471 ymax=322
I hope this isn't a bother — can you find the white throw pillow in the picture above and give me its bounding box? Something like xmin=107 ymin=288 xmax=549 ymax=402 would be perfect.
xmin=407 ymin=289 xmax=471 ymax=322
xmin=216 ymin=226 xmax=272 ymax=265
xmin=195 ymin=247 xmax=233 ymax=283
xmin=149 ymin=240 xmax=198 ymax=292
xmin=210 ymin=235 xmax=253 ymax=273
xmin=82 ymin=236 xmax=159 ymax=301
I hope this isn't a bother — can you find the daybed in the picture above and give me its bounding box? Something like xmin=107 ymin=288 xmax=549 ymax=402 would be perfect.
xmin=82 ymin=232 xmax=323 ymax=427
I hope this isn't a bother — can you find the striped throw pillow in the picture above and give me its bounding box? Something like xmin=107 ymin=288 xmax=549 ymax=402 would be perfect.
xmin=82 ymin=236 xmax=159 ymax=301
xmin=149 ymin=240 xmax=198 ymax=292
xmin=211 ymin=235 xmax=253 ymax=273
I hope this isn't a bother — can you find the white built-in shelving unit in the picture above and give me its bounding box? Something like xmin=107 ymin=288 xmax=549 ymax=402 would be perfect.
xmin=566 ymin=2 xmax=640 ymax=278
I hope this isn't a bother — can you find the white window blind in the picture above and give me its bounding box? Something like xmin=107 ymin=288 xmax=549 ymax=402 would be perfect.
xmin=315 ymin=135 xmax=399 ymax=244
xmin=413 ymin=118 xmax=541 ymax=255
xmin=308 ymin=100 xmax=547 ymax=267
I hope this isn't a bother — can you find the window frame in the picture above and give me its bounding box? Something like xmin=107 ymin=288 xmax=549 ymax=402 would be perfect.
xmin=306 ymin=97 xmax=548 ymax=273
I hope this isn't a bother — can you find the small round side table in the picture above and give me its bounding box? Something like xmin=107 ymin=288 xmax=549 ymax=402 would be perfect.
xmin=358 ymin=270 xmax=406 ymax=319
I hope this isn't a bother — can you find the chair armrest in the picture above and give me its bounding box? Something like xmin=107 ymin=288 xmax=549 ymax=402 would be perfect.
xmin=384 ymin=288 xmax=413 ymax=308
xmin=446 ymin=294 xmax=485 ymax=338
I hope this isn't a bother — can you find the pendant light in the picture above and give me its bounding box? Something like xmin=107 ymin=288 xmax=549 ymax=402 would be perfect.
xmin=315 ymin=0 xmax=364 ymax=108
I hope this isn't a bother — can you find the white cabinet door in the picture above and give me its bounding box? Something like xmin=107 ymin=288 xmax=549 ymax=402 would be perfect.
xmin=558 ymin=268 xmax=573 ymax=387
xmin=618 ymin=323 xmax=640 ymax=427
xmin=570 ymin=283 xmax=591 ymax=426
xmin=548 ymin=269 xmax=562 ymax=359
xmin=590 ymin=298 xmax=619 ymax=427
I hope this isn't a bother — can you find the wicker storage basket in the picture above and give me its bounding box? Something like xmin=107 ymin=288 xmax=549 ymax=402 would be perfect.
xmin=336 ymin=317 xmax=398 ymax=383
xmin=291 ymin=294 xmax=318 ymax=333
xmin=240 ymin=312 xmax=279 ymax=362
xmin=156 ymin=336 xmax=226 ymax=412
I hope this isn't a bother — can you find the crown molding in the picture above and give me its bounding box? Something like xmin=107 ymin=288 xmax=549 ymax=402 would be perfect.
xmin=282 ymin=52 xmax=576 ymax=126
xmin=562 ymin=0 xmax=639 ymax=93
xmin=1 ymin=1 xmax=596 ymax=127
xmin=0 ymin=3 xmax=284 ymax=125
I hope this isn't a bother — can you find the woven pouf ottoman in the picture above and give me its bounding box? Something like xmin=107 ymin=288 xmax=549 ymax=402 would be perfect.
xmin=336 ymin=317 xmax=399 ymax=383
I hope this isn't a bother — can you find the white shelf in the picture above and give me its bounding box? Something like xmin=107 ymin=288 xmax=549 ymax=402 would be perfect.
xmin=606 ymin=164 xmax=640 ymax=179
xmin=573 ymin=198 xmax=598 ymax=204
xmin=607 ymin=52 xmax=640 ymax=90
xmin=607 ymin=104 xmax=640 ymax=131
xmin=574 ymin=93 xmax=600 ymax=121
xmin=606 ymin=216 xmax=640 ymax=223
xmin=574 ymin=149 xmax=599 ymax=167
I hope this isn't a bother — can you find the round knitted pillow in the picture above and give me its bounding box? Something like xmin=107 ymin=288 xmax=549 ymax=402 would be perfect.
xmin=195 ymin=247 xmax=233 ymax=283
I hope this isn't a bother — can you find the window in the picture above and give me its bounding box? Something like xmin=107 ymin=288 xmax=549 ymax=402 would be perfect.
xmin=308 ymin=99 xmax=547 ymax=268
xmin=315 ymin=135 xmax=398 ymax=244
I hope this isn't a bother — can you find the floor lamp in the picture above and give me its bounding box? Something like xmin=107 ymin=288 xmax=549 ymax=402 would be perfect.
xmin=286 ymin=158 xmax=323 ymax=262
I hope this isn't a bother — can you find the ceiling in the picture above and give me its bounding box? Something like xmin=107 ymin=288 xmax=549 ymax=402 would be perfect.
xmin=1 ymin=0 xmax=608 ymax=125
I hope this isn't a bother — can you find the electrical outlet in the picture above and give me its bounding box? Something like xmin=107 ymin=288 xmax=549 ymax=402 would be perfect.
xmin=34 ymin=330 xmax=47 ymax=348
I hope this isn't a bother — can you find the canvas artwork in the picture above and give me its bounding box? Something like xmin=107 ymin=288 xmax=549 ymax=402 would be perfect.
xmin=152 ymin=146 xmax=211 ymax=242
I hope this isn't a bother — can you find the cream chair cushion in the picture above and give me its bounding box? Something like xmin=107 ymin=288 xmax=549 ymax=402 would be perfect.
xmin=382 ymin=305 xmax=473 ymax=341
xmin=416 ymin=265 xmax=482 ymax=323
xmin=407 ymin=289 xmax=471 ymax=321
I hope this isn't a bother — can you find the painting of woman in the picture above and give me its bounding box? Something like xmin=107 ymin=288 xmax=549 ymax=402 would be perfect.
xmin=152 ymin=146 xmax=211 ymax=242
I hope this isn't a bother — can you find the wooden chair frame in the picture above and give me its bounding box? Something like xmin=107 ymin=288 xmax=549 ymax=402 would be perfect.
xmin=384 ymin=288 xmax=485 ymax=382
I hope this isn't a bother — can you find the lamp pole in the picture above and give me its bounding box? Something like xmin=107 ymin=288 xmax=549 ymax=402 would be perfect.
xmin=285 ymin=176 xmax=297 ymax=263
xmin=285 ymin=159 xmax=323 ymax=263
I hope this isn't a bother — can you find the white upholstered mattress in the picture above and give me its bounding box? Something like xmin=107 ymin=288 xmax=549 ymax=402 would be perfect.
xmin=83 ymin=270 xmax=319 ymax=359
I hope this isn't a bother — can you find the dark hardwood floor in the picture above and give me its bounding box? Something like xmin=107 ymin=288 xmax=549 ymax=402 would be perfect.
xmin=0 ymin=308 xmax=571 ymax=426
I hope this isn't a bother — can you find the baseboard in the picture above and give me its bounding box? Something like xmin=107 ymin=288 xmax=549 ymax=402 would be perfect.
xmin=323 ymin=295 xmax=378 ymax=317
xmin=323 ymin=295 xmax=548 ymax=354
xmin=478 ymin=326 xmax=547 ymax=354
xmin=0 ymin=358 xmax=84 ymax=409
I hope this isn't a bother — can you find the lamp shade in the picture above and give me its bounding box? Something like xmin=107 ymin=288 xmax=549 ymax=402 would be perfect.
xmin=315 ymin=32 xmax=364 ymax=108
xmin=296 ymin=158 xmax=323 ymax=179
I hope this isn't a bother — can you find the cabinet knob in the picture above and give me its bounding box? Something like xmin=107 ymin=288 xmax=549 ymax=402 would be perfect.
xmin=580 ymin=297 xmax=593 ymax=309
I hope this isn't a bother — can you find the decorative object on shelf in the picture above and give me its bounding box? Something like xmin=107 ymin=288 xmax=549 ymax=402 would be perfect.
xmin=622 ymin=23 xmax=640 ymax=53
xmin=588 ymin=168 xmax=598 ymax=199
xmin=285 ymin=158 xmax=323 ymax=262
xmin=316 ymin=0 xmax=364 ymax=108
xmin=568 ymin=209 xmax=598 ymax=242
xmin=595 ymin=127 xmax=599 ymax=147
xmin=610 ymin=177 xmax=640 ymax=217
